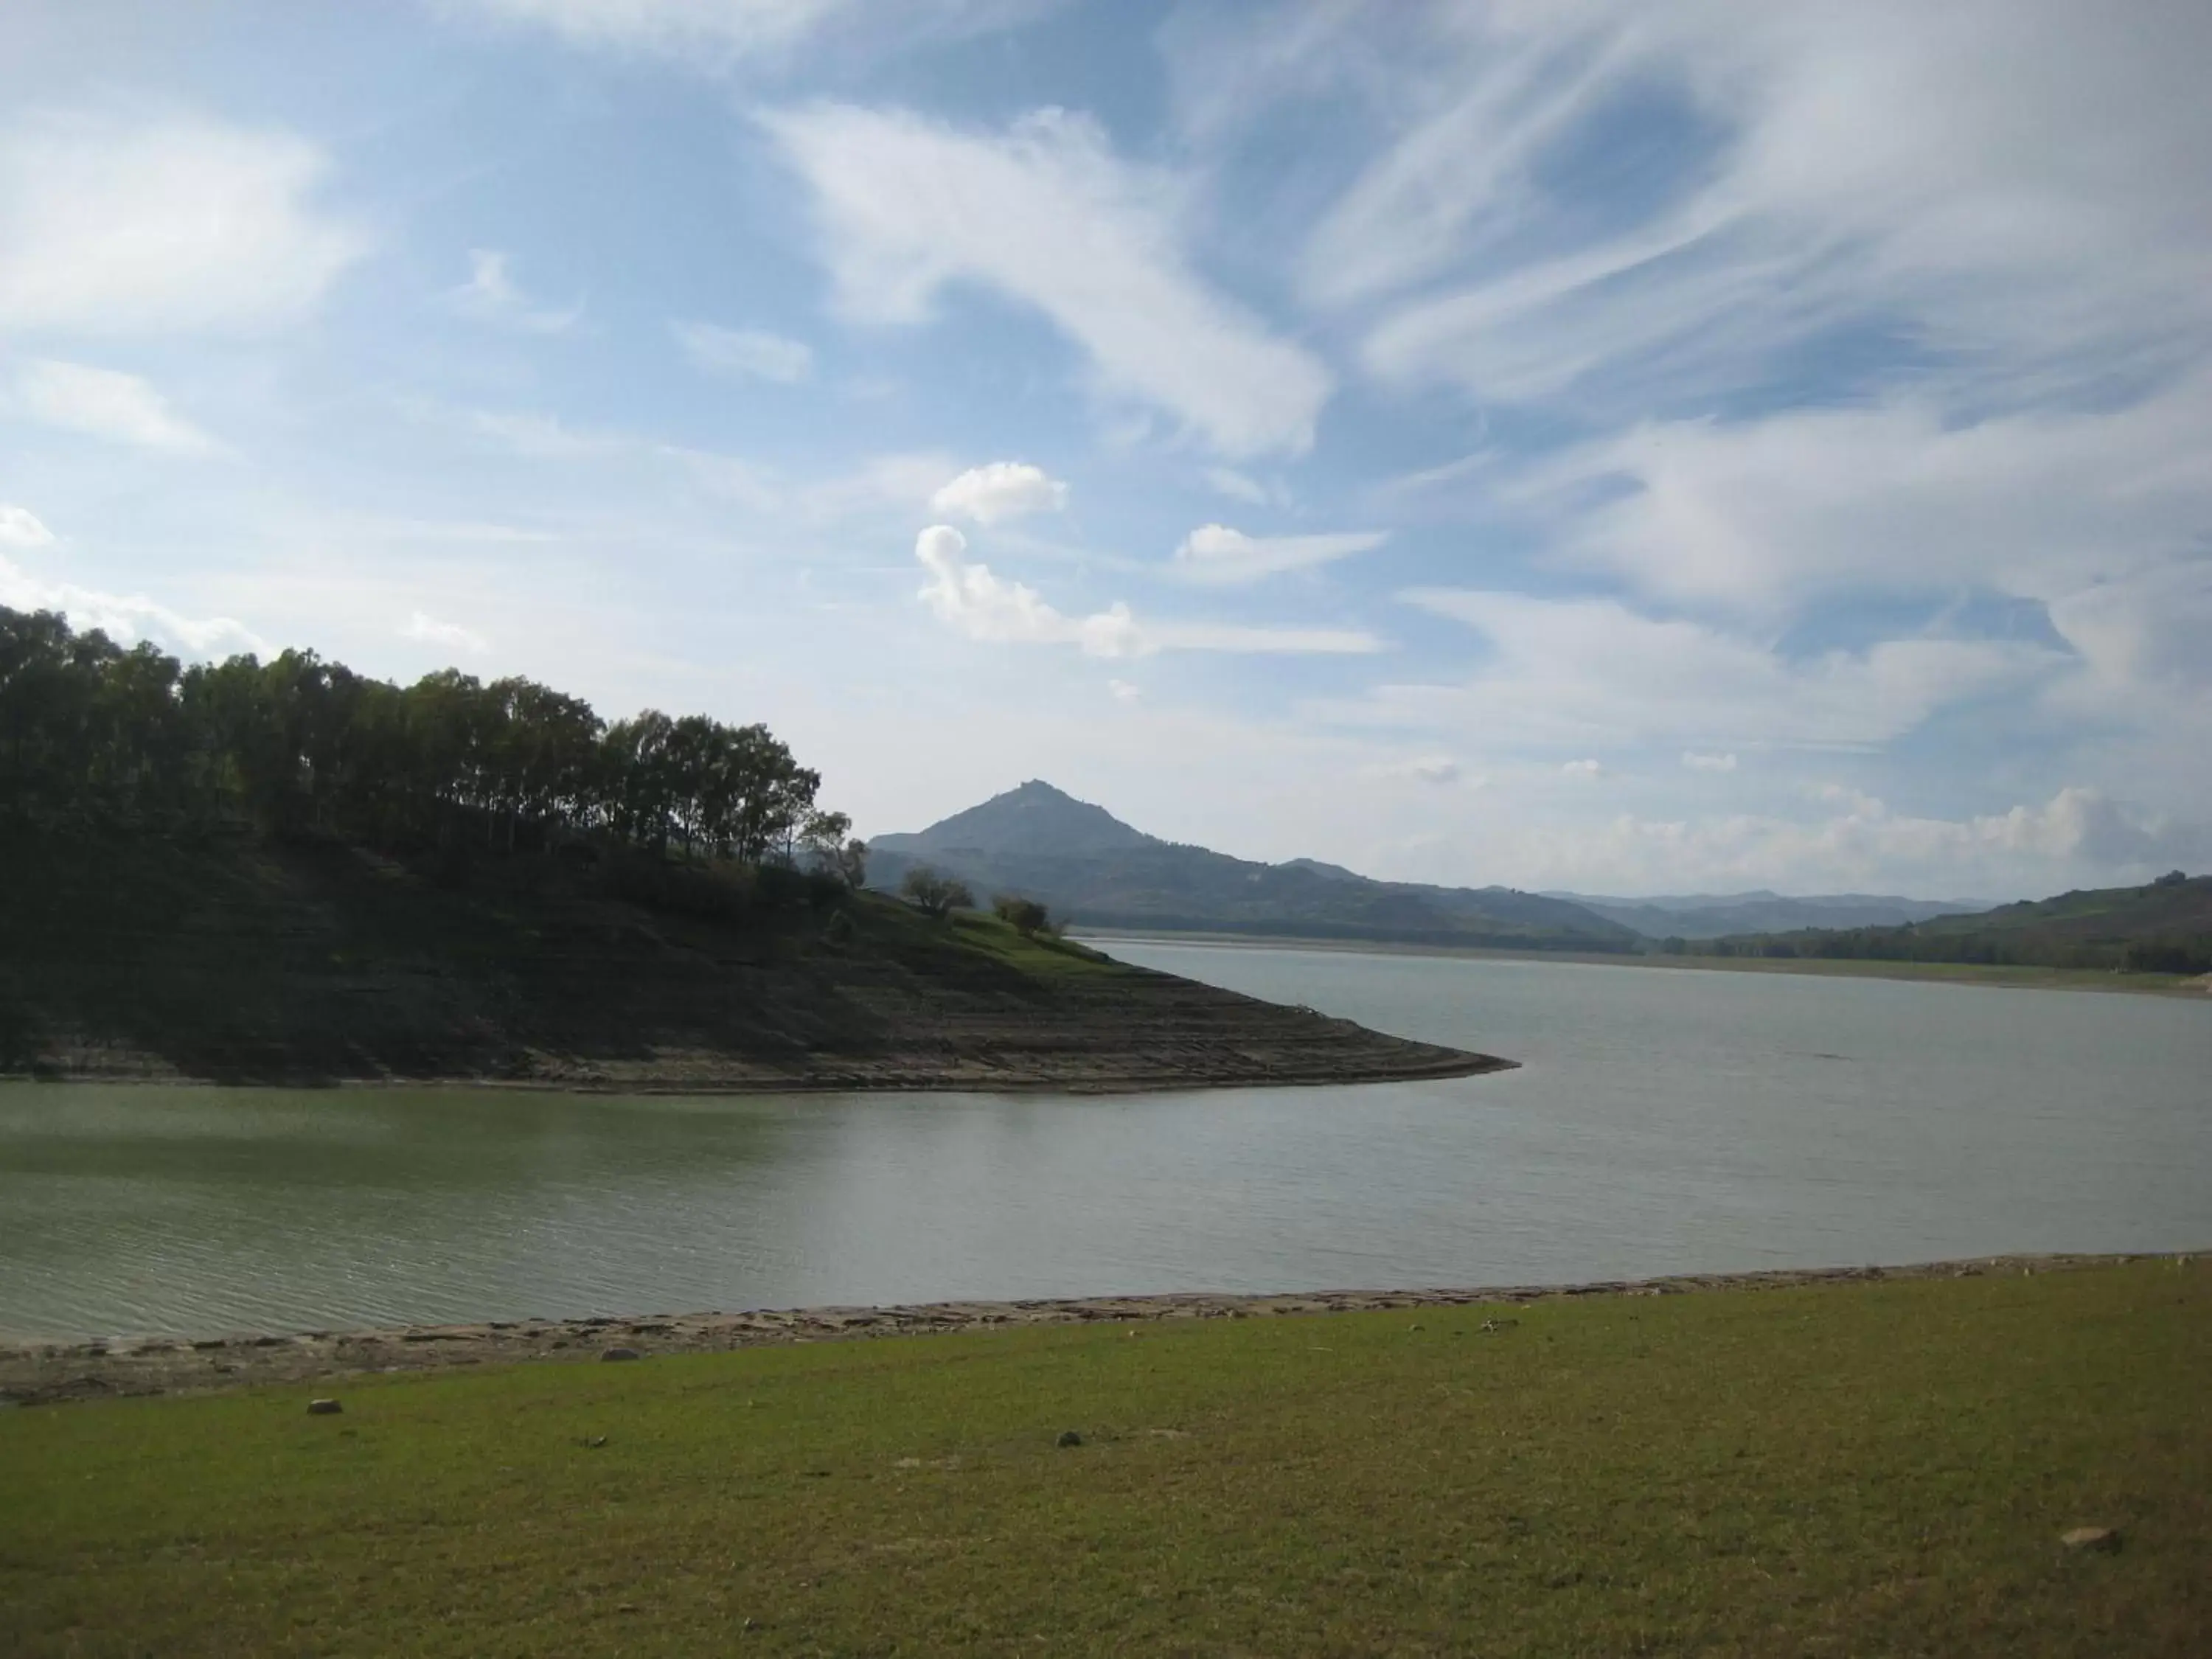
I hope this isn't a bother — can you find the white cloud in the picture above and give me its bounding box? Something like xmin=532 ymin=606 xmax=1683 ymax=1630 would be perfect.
xmin=1562 ymin=758 xmax=1601 ymax=777
xmin=1383 ymin=588 xmax=2055 ymax=751
xmin=0 ymin=107 xmax=362 ymax=336
xmin=402 ymin=611 xmax=492 ymax=655
xmin=0 ymin=504 xmax=55 ymax=549
xmin=1508 ymin=375 xmax=2212 ymax=625
xmin=448 ymin=0 xmax=861 ymax=60
xmin=1329 ymin=4 xmax=2212 ymax=411
xmin=0 ymin=552 xmax=263 ymax=657
xmin=449 ymin=250 xmax=581 ymax=334
xmin=1107 ymin=678 xmax=1141 ymax=703
xmin=672 ymin=319 xmax=813 ymax=383
xmin=763 ymin=102 xmax=1332 ymax=456
xmin=10 ymin=359 xmax=216 ymax=453
xmin=1173 ymin=523 xmax=1387 ymax=585
xmin=915 ymin=524 xmax=1379 ymax=658
xmin=1399 ymin=755 xmax=1463 ymax=785
xmin=1683 ymin=751 xmax=1739 ymax=773
xmin=1494 ymin=786 xmax=2208 ymax=897
xmin=1203 ymin=467 xmax=1272 ymax=507
xmin=929 ymin=461 xmax=1068 ymax=525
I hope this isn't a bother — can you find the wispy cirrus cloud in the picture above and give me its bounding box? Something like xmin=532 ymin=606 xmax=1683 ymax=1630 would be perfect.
xmin=448 ymin=249 xmax=580 ymax=334
xmin=762 ymin=103 xmax=1332 ymax=456
xmin=1318 ymin=2 xmax=2212 ymax=411
xmin=1384 ymin=588 xmax=2056 ymax=752
xmin=0 ymin=106 xmax=362 ymax=336
xmin=1172 ymin=523 xmax=1385 ymax=585
xmin=672 ymin=319 xmax=812 ymax=383
xmin=9 ymin=359 xmax=218 ymax=453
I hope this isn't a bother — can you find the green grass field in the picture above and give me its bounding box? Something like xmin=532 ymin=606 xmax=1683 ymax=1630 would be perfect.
xmin=4 ymin=1260 xmax=2205 ymax=1656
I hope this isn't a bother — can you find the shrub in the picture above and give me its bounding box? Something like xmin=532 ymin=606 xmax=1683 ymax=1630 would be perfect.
xmin=901 ymin=866 xmax=974 ymax=919
xmin=992 ymin=894 xmax=1051 ymax=936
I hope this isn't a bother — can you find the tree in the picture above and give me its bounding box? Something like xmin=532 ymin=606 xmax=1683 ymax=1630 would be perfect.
xmin=901 ymin=866 xmax=973 ymax=918
xmin=992 ymin=894 xmax=1051 ymax=936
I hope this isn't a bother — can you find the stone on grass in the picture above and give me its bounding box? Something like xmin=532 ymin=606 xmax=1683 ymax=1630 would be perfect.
xmin=306 ymin=1398 xmax=343 ymax=1416
xmin=1057 ymin=1430 xmax=1084 ymax=1448
xmin=600 ymin=1346 xmax=642 ymax=1363
xmin=2060 ymin=1526 xmax=2121 ymax=1553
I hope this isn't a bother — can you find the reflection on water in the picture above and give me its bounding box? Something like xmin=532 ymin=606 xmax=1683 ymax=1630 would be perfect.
xmin=2 ymin=946 xmax=2207 ymax=1339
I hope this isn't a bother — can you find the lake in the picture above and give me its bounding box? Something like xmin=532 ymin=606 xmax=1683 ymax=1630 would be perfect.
xmin=1 ymin=945 xmax=2206 ymax=1340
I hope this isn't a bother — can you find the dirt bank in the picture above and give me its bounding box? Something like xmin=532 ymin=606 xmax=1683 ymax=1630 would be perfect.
xmin=3 ymin=1253 xmax=2182 ymax=1407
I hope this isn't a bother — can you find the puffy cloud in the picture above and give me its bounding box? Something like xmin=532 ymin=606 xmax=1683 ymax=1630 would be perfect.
xmin=1173 ymin=523 xmax=1386 ymax=585
xmin=1107 ymin=678 xmax=1141 ymax=703
xmin=929 ymin=461 xmax=1068 ymax=525
xmin=672 ymin=319 xmax=813 ymax=383
xmin=10 ymin=359 xmax=216 ymax=453
xmin=0 ymin=504 xmax=55 ymax=549
xmin=1562 ymin=758 xmax=1601 ymax=777
xmin=1683 ymin=751 xmax=1739 ymax=773
xmin=763 ymin=103 xmax=1332 ymax=456
xmin=1384 ymin=588 xmax=2056 ymax=751
xmin=448 ymin=250 xmax=581 ymax=334
xmin=402 ymin=611 xmax=492 ymax=655
xmin=914 ymin=525 xmax=1379 ymax=657
xmin=0 ymin=552 xmax=263 ymax=658
xmin=0 ymin=107 xmax=362 ymax=336
xmin=916 ymin=524 xmax=1135 ymax=655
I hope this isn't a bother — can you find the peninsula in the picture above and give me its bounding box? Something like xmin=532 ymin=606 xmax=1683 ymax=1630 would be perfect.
xmin=0 ymin=605 xmax=1500 ymax=1092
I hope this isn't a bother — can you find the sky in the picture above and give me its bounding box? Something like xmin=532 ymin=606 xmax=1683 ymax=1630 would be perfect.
xmin=2 ymin=0 xmax=2208 ymax=900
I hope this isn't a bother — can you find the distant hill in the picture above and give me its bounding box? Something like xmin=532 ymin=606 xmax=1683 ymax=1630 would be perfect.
xmin=1691 ymin=872 xmax=2212 ymax=974
xmin=869 ymin=782 xmax=1638 ymax=951
xmin=1547 ymin=889 xmax=1989 ymax=940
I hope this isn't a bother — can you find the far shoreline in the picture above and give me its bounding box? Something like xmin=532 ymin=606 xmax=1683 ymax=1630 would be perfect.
xmin=1079 ymin=928 xmax=2212 ymax=998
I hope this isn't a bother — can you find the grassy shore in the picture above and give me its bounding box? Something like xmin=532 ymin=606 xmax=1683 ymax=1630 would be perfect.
xmin=4 ymin=1259 xmax=2204 ymax=1656
xmin=1081 ymin=928 xmax=2211 ymax=996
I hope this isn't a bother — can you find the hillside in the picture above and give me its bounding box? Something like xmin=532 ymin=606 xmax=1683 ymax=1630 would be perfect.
xmin=871 ymin=782 xmax=1637 ymax=951
xmin=1549 ymin=888 xmax=1988 ymax=939
xmin=0 ymin=826 xmax=1502 ymax=1093
xmin=1696 ymin=872 xmax=2212 ymax=973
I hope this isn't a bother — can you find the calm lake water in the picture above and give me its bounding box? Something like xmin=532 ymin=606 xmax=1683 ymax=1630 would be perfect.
xmin=2 ymin=945 xmax=2207 ymax=1340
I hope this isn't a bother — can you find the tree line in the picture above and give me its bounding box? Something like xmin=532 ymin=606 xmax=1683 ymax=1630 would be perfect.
xmin=0 ymin=605 xmax=860 ymax=877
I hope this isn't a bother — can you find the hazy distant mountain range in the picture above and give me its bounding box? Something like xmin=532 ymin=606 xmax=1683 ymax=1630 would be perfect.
xmin=866 ymin=782 xmax=1994 ymax=950
xmin=1540 ymin=891 xmax=1988 ymax=941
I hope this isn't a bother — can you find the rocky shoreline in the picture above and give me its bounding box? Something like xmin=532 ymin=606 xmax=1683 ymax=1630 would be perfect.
xmin=2 ymin=1252 xmax=2182 ymax=1408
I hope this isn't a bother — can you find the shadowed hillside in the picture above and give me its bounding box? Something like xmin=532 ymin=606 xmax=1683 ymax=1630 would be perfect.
xmin=0 ymin=825 xmax=1502 ymax=1093
xmin=1692 ymin=872 xmax=2212 ymax=973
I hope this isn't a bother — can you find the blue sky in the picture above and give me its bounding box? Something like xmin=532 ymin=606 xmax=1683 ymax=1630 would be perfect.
xmin=3 ymin=0 xmax=2208 ymax=897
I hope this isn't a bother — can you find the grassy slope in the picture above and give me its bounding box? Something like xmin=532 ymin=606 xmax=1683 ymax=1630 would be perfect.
xmin=0 ymin=826 xmax=1490 ymax=1088
xmin=2 ymin=1261 xmax=2205 ymax=1657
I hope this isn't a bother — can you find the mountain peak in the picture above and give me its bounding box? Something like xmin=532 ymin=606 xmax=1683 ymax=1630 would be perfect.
xmin=885 ymin=780 xmax=1159 ymax=858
